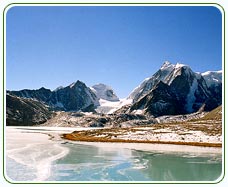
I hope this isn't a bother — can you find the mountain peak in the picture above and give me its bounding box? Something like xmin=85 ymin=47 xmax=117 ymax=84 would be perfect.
xmin=68 ymin=80 xmax=86 ymax=89
xmin=69 ymin=82 xmax=76 ymax=88
xmin=161 ymin=61 xmax=189 ymax=69
xmin=129 ymin=61 xmax=222 ymax=116
xmin=93 ymin=83 xmax=110 ymax=89
xmin=38 ymin=87 xmax=49 ymax=91
xmin=175 ymin=62 xmax=188 ymax=69
xmin=161 ymin=61 xmax=174 ymax=70
xmin=91 ymin=83 xmax=119 ymax=102
xmin=53 ymin=86 xmax=64 ymax=92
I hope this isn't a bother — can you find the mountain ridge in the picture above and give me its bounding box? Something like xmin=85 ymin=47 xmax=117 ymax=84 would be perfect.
xmin=126 ymin=62 xmax=222 ymax=117
xmin=7 ymin=61 xmax=222 ymax=117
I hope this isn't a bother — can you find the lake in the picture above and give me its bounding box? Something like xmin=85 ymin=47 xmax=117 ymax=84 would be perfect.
xmin=5 ymin=127 xmax=222 ymax=182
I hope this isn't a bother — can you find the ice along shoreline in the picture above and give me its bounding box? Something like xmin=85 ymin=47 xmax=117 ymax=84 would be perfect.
xmin=5 ymin=126 xmax=222 ymax=182
xmin=6 ymin=126 xmax=222 ymax=154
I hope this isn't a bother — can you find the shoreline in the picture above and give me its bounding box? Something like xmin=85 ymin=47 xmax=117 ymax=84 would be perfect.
xmin=62 ymin=133 xmax=222 ymax=148
xmin=6 ymin=126 xmax=222 ymax=148
xmin=61 ymin=125 xmax=222 ymax=148
xmin=5 ymin=127 xmax=222 ymax=182
xmin=64 ymin=140 xmax=222 ymax=155
xmin=6 ymin=126 xmax=222 ymax=152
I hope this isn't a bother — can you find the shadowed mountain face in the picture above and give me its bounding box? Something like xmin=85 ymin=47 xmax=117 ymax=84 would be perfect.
xmin=8 ymin=80 xmax=99 ymax=112
xmin=6 ymin=94 xmax=53 ymax=126
xmin=48 ymin=80 xmax=99 ymax=112
xmin=128 ymin=62 xmax=222 ymax=117
xmin=9 ymin=87 xmax=52 ymax=103
xmin=6 ymin=81 xmax=118 ymax=126
xmin=130 ymin=81 xmax=182 ymax=117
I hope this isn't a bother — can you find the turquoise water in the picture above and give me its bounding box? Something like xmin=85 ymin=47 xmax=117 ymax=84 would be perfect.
xmin=49 ymin=143 xmax=222 ymax=181
xmin=6 ymin=142 xmax=222 ymax=182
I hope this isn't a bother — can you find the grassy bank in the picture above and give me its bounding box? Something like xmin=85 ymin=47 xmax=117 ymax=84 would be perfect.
xmin=62 ymin=126 xmax=222 ymax=148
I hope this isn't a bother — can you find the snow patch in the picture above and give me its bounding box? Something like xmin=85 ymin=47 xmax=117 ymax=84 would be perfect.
xmin=160 ymin=61 xmax=173 ymax=70
xmin=81 ymin=112 xmax=94 ymax=116
xmin=69 ymin=82 xmax=76 ymax=88
xmin=175 ymin=63 xmax=187 ymax=69
xmin=96 ymin=98 xmax=132 ymax=114
xmin=132 ymin=109 xmax=143 ymax=115
xmin=202 ymin=70 xmax=222 ymax=76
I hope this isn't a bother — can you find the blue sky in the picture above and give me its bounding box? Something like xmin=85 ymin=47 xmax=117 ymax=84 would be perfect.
xmin=6 ymin=6 xmax=222 ymax=98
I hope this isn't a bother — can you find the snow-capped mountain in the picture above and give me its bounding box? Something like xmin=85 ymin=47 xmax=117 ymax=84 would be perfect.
xmin=7 ymin=61 xmax=222 ymax=117
xmin=201 ymin=70 xmax=222 ymax=88
xmin=201 ymin=70 xmax=222 ymax=109
xmin=128 ymin=61 xmax=175 ymax=102
xmin=128 ymin=61 xmax=222 ymax=116
xmin=91 ymin=83 xmax=119 ymax=102
xmin=89 ymin=83 xmax=132 ymax=114
xmin=8 ymin=81 xmax=123 ymax=113
xmin=129 ymin=81 xmax=182 ymax=116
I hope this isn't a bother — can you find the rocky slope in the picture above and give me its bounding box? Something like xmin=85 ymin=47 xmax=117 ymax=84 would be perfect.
xmin=128 ymin=61 xmax=176 ymax=102
xmin=62 ymin=105 xmax=222 ymax=147
xmin=41 ymin=104 xmax=222 ymax=128
xmin=6 ymin=94 xmax=53 ymax=126
xmin=127 ymin=62 xmax=222 ymax=117
xmin=41 ymin=111 xmax=155 ymax=128
xmin=201 ymin=105 xmax=222 ymax=121
xmin=48 ymin=80 xmax=99 ymax=111
xmin=202 ymin=70 xmax=222 ymax=109
xmin=130 ymin=81 xmax=181 ymax=117
xmin=6 ymin=81 xmax=119 ymax=126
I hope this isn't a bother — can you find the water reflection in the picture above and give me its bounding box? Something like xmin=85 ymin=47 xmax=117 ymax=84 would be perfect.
xmin=51 ymin=143 xmax=222 ymax=181
xmin=134 ymin=151 xmax=222 ymax=181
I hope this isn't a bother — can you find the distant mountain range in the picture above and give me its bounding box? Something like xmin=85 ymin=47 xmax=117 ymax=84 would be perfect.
xmin=8 ymin=80 xmax=99 ymax=112
xmin=6 ymin=61 xmax=222 ymax=125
